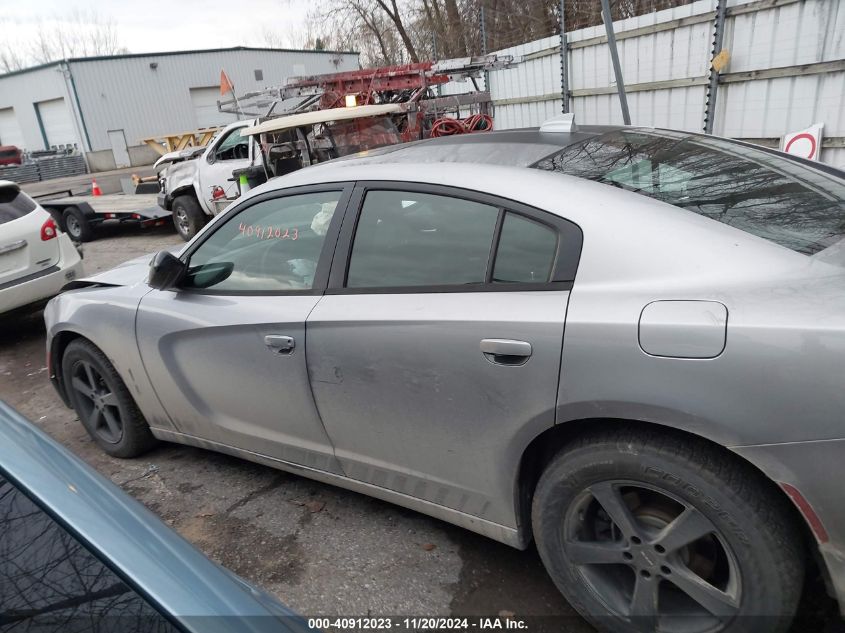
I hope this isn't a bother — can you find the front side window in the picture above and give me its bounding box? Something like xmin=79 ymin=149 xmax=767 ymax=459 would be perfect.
xmin=346 ymin=190 xmax=499 ymax=288
xmin=183 ymin=191 xmax=341 ymax=292
xmin=534 ymin=130 xmax=845 ymax=255
xmin=213 ymin=126 xmax=249 ymax=161
xmin=0 ymin=475 xmax=178 ymax=631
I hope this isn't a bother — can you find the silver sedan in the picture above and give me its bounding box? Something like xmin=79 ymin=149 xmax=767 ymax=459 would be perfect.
xmin=45 ymin=123 xmax=845 ymax=633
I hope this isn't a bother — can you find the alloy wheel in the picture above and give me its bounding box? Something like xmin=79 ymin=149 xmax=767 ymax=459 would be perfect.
xmin=70 ymin=360 xmax=124 ymax=444
xmin=175 ymin=208 xmax=190 ymax=237
xmin=563 ymin=480 xmax=741 ymax=632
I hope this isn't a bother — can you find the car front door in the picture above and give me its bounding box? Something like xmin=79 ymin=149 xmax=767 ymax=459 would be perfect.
xmin=305 ymin=183 xmax=583 ymax=527
xmin=198 ymin=124 xmax=252 ymax=214
xmin=136 ymin=184 xmax=351 ymax=473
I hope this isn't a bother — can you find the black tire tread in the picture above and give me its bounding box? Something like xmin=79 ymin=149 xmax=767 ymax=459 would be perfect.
xmin=62 ymin=206 xmax=94 ymax=242
xmin=63 ymin=339 xmax=157 ymax=458
xmin=532 ymin=426 xmax=804 ymax=633
xmin=171 ymin=194 xmax=206 ymax=241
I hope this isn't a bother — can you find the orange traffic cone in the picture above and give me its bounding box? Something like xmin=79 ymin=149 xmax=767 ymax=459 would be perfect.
xmin=91 ymin=179 xmax=102 ymax=196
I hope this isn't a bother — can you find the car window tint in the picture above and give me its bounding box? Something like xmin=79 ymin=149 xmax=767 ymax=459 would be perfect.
xmin=346 ymin=190 xmax=499 ymax=288
xmin=534 ymin=130 xmax=845 ymax=255
xmin=0 ymin=187 xmax=36 ymax=225
xmin=493 ymin=213 xmax=557 ymax=283
xmin=0 ymin=475 xmax=178 ymax=631
xmin=183 ymin=191 xmax=341 ymax=292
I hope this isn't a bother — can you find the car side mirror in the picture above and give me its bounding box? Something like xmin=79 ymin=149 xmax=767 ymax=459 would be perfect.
xmin=148 ymin=250 xmax=186 ymax=290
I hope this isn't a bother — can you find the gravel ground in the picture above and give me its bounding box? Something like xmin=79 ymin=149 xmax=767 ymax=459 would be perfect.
xmin=0 ymin=222 xmax=590 ymax=628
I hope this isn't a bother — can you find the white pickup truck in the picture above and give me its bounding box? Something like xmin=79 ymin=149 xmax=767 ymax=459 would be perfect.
xmin=155 ymin=119 xmax=258 ymax=241
xmin=156 ymin=104 xmax=404 ymax=241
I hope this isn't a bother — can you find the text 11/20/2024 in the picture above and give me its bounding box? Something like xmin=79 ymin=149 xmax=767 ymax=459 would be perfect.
xmin=307 ymin=617 xmax=528 ymax=630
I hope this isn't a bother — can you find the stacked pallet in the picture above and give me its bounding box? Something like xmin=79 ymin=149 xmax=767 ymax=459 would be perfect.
xmin=0 ymin=163 xmax=40 ymax=183
xmin=0 ymin=155 xmax=87 ymax=184
xmin=37 ymin=155 xmax=87 ymax=180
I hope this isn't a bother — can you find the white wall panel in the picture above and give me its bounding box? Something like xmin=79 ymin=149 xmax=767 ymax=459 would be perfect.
xmin=485 ymin=0 xmax=844 ymax=167
xmin=36 ymin=98 xmax=77 ymax=148
xmin=0 ymin=108 xmax=25 ymax=148
xmin=0 ymin=65 xmax=69 ymax=151
xmin=70 ymin=48 xmax=359 ymax=152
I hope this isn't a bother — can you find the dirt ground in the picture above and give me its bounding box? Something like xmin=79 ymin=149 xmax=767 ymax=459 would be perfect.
xmin=0 ymin=222 xmax=592 ymax=627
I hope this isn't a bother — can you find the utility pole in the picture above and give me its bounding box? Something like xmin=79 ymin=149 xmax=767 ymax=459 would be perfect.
xmin=600 ymin=0 xmax=631 ymax=125
xmin=558 ymin=0 xmax=569 ymax=113
xmin=703 ymin=0 xmax=728 ymax=134
xmin=479 ymin=6 xmax=489 ymax=108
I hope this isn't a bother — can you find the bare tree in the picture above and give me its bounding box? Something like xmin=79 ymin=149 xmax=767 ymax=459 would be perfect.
xmin=0 ymin=9 xmax=128 ymax=74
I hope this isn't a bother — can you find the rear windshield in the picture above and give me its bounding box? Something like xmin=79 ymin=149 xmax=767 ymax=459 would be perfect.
xmin=0 ymin=187 xmax=36 ymax=225
xmin=0 ymin=149 xmax=18 ymax=158
xmin=533 ymin=130 xmax=845 ymax=255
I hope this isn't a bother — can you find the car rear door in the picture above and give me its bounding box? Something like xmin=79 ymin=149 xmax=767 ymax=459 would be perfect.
xmin=305 ymin=183 xmax=583 ymax=526
xmin=136 ymin=184 xmax=352 ymax=473
xmin=0 ymin=185 xmax=59 ymax=288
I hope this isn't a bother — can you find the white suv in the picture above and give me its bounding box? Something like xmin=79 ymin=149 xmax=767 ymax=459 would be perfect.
xmin=0 ymin=181 xmax=83 ymax=315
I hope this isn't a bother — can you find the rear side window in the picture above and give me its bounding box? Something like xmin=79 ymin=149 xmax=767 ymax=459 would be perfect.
xmin=346 ymin=190 xmax=499 ymax=288
xmin=0 ymin=187 xmax=36 ymax=225
xmin=0 ymin=474 xmax=178 ymax=630
xmin=534 ymin=130 xmax=845 ymax=255
xmin=493 ymin=213 xmax=557 ymax=283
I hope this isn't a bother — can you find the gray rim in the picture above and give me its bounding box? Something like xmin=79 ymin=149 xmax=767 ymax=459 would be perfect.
xmin=70 ymin=360 xmax=123 ymax=444
xmin=563 ymin=480 xmax=741 ymax=632
xmin=175 ymin=207 xmax=190 ymax=236
xmin=66 ymin=214 xmax=81 ymax=238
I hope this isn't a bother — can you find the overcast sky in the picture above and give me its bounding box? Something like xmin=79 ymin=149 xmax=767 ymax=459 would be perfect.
xmin=0 ymin=0 xmax=313 ymax=56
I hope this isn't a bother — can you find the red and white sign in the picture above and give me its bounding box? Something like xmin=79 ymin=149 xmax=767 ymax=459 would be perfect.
xmin=781 ymin=123 xmax=824 ymax=161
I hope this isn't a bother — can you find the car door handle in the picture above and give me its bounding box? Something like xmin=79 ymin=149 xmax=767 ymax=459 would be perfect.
xmin=480 ymin=339 xmax=532 ymax=366
xmin=264 ymin=334 xmax=295 ymax=354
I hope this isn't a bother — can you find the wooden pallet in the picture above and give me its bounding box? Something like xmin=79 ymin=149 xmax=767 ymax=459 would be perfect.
xmin=141 ymin=127 xmax=223 ymax=156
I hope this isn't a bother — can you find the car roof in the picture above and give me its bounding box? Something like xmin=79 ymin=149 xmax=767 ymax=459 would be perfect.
xmin=329 ymin=125 xmax=622 ymax=168
xmin=326 ymin=124 xmax=845 ymax=180
xmin=0 ymin=401 xmax=303 ymax=632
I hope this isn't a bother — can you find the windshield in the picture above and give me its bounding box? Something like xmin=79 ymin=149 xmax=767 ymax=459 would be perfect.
xmin=533 ymin=129 xmax=845 ymax=255
xmin=312 ymin=116 xmax=402 ymax=159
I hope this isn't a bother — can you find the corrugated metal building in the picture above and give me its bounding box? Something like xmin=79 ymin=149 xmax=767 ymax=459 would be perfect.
xmin=0 ymin=46 xmax=359 ymax=170
xmin=487 ymin=0 xmax=844 ymax=167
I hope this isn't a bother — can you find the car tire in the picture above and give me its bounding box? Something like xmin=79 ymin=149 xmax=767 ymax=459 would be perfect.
xmin=172 ymin=195 xmax=206 ymax=241
xmin=62 ymin=339 xmax=157 ymax=458
xmin=62 ymin=206 xmax=94 ymax=242
xmin=532 ymin=428 xmax=804 ymax=633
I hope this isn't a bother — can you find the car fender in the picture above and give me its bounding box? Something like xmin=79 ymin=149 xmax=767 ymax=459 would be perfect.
xmin=44 ymin=287 xmax=177 ymax=433
xmin=164 ymin=159 xmax=200 ymax=201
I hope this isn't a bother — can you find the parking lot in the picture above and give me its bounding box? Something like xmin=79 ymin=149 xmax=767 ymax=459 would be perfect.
xmin=0 ymin=223 xmax=589 ymax=627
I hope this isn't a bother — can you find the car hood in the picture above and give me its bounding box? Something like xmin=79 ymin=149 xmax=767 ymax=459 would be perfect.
xmin=154 ymin=147 xmax=204 ymax=172
xmin=64 ymin=247 xmax=181 ymax=290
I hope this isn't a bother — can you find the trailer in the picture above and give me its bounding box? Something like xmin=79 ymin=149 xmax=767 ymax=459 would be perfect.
xmin=37 ymin=192 xmax=171 ymax=242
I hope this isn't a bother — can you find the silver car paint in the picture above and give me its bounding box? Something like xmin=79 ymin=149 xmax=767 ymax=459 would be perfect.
xmin=45 ymin=160 xmax=845 ymax=608
xmin=135 ymin=290 xmax=343 ymax=474
xmin=306 ymin=290 xmax=569 ymax=527
xmin=45 ymin=283 xmax=177 ymax=433
xmin=638 ymin=300 xmax=728 ymax=359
